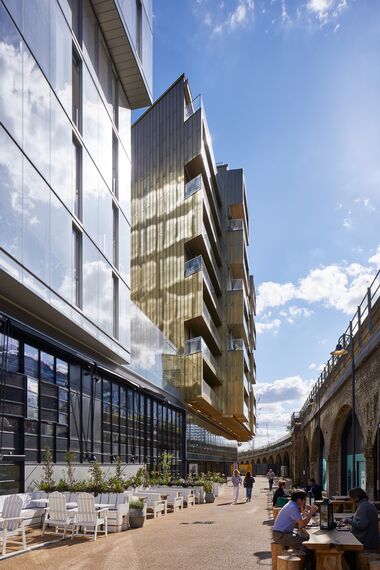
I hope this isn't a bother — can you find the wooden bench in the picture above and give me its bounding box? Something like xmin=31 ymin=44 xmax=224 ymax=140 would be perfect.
xmin=277 ymin=554 xmax=303 ymax=570
xmin=273 ymin=507 xmax=282 ymax=520
xmin=272 ymin=542 xmax=286 ymax=570
xmin=357 ymin=552 xmax=380 ymax=570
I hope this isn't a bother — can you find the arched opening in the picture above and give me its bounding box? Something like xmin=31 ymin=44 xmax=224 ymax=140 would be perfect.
xmin=341 ymin=414 xmax=365 ymax=492
xmin=269 ymin=455 xmax=274 ymax=469
xmin=262 ymin=457 xmax=267 ymax=466
xmin=311 ymin=427 xmax=326 ymax=490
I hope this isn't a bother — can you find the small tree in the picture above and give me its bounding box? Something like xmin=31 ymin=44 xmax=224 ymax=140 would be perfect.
xmin=160 ymin=451 xmax=173 ymax=485
xmin=39 ymin=446 xmax=55 ymax=492
xmin=65 ymin=450 xmax=75 ymax=488
xmin=88 ymin=460 xmax=106 ymax=495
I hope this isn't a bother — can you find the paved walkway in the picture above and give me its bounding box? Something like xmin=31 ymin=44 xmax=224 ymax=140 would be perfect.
xmin=3 ymin=476 xmax=274 ymax=570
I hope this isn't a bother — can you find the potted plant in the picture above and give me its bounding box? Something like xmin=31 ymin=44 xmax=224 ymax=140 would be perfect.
xmin=129 ymin=499 xmax=146 ymax=528
xmin=203 ymin=480 xmax=215 ymax=503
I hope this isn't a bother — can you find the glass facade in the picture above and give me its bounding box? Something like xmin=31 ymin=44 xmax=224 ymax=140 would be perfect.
xmin=0 ymin=326 xmax=186 ymax=494
xmin=0 ymin=0 xmax=132 ymax=359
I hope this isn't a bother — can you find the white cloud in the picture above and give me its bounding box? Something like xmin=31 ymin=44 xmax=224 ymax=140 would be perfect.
xmin=256 ymin=318 xmax=281 ymax=334
xmin=257 ymin=254 xmax=377 ymax=316
xmin=369 ymin=246 xmax=380 ymax=267
xmin=306 ymin=0 xmax=347 ymax=25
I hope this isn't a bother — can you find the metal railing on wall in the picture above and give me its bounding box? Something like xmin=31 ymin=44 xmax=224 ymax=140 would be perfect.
xmin=295 ymin=269 xmax=380 ymax=422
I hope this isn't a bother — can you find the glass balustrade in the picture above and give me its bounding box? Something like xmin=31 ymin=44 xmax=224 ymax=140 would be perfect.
xmin=202 ymin=379 xmax=212 ymax=401
xmin=184 ymin=94 xmax=202 ymax=121
xmin=227 ymin=218 xmax=244 ymax=232
xmin=184 ymin=336 xmax=219 ymax=374
xmin=228 ymin=279 xmax=244 ymax=291
xmin=184 ymin=174 xmax=202 ymax=199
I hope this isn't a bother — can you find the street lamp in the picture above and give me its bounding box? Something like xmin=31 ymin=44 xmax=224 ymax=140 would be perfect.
xmin=330 ymin=327 xmax=356 ymax=489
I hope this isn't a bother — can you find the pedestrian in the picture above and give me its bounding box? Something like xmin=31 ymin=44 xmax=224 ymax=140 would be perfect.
xmin=267 ymin=468 xmax=275 ymax=491
xmin=243 ymin=471 xmax=255 ymax=502
xmin=273 ymin=489 xmax=318 ymax=554
xmin=272 ymin=479 xmax=287 ymax=507
xmin=342 ymin=487 xmax=380 ymax=550
xmin=231 ymin=469 xmax=242 ymax=504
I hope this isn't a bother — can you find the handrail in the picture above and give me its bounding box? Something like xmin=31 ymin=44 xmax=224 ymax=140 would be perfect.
xmin=298 ymin=269 xmax=380 ymax=420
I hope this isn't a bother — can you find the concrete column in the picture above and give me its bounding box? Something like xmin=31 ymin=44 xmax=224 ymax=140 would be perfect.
xmin=328 ymin=453 xmax=339 ymax=496
xmin=364 ymin=445 xmax=375 ymax=499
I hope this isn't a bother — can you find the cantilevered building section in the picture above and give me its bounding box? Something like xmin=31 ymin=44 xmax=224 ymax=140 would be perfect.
xmin=132 ymin=75 xmax=256 ymax=443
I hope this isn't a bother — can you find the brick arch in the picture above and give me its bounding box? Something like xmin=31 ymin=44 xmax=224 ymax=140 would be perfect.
xmin=328 ymin=404 xmax=351 ymax=494
xmin=269 ymin=456 xmax=274 ymax=465
xmin=262 ymin=457 xmax=267 ymax=465
xmin=256 ymin=458 xmax=261 ymax=464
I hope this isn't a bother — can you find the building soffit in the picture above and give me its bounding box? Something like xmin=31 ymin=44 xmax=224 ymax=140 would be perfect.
xmin=92 ymin=0 xmax=152 ymax=109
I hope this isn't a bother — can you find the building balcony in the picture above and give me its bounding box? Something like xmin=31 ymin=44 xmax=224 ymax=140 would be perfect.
xmin=227 ymin=221 xmax=249 ymax=289
xmin=249 ymin=275 xmax=256 ymax=316
xmin=185 ymin=300 xmax=222 ymax=356
xmin=184 ymin=256 xmax=221 ymax=325
xmin=183 ymin=350 xmax=220 ymax=417
xmin=226 ymin=283 xmax=250 ymax=348
xmin=243 ymin=373 xmax=250 ymax=398
xmin=251 ymin=358 xmax=256 ymax=385
xmin=184 ymin=175 xmax=222 ymax=265
xmin=228 ymin=338 xmax=250 ymax=371
xmin=225 ymin=171 xmax=249 ymax=241
xmin=184 ymin=336 xmax=222 ymax=386
xmin=186 ymin=226 xmax=222 ymax=297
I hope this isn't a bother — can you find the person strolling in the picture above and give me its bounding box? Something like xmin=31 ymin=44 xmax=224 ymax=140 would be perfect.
xmin=243 ymin=471 xmax=255 ymax=502
xmin=342 ymin=487 xmax=380 ymax=550
xmin=272 ymin=479 xmax=287 ymax=507
xmin=231 ymin=469 xmax=242 ymax=504
xmin=267 ymin=468 xmax=275 ymax=491
xmin=273 ymin=489 xmax=318 ymax=551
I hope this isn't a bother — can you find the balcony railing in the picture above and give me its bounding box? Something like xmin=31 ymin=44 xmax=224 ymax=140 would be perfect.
xmin=228 ymin=219 xmax=244 ymax=232
xmin=243 ymin=374 xmax=250 ymax=397
xmin=184 ymin=336 xmax=219 ymax=374
xmin=228 ymin=279 xmax=244 ymax=291
xmin=184 ymin=255 xmax=218 ymax=302
xmin=184 ymin=174 xmax=202 ymax=199
xmin=243 ymin=402 xmax=250 ymax=422
xmin=228 ymin=338 xmax=250 ymax=370
xmin=184 ymin=94 xmax=202 ymax=121
xmin=202 ymin=302 xmax=221 ymax=347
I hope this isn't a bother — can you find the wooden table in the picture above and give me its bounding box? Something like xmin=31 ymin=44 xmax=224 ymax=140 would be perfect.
xmin=304 ymin=527 xmax=363 ymax=570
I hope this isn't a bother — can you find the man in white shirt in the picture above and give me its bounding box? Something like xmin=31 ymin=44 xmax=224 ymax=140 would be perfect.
xmin=273 ymin=489 xmax=318 ymax=550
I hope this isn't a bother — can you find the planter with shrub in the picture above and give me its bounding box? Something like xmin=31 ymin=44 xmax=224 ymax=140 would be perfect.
xmin=129 ymin=499 xmax=146 ymax=529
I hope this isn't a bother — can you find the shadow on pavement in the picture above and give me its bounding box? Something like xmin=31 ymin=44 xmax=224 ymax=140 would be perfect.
xmin=262 ymin=519 xmax=274 ymax=526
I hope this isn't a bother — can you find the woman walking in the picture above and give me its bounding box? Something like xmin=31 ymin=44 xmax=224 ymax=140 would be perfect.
xmin=231 ymin=469 xmax=242 ymax=504
xmin=243 ymin=471 xmax=255 ymax=502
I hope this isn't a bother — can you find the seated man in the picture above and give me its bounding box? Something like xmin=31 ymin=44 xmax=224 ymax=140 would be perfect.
xmin=306 ymin=478 xmax=323 ymax=501
xmin=273 ymin=489 xmax=318 ymax=551
xmin=343 ymin=487 xmax=380 ymax=550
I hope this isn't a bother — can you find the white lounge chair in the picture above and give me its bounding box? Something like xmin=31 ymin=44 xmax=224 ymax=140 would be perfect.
xmin=135 ymin=493 xmax=167 ymax=518
xmin=0 ymin=495 xmax=27 ymax=556
xmin=72 ymin=493 xmax=108 ymax=540
xmin=41 ymin=491 xmax=76 ymax=539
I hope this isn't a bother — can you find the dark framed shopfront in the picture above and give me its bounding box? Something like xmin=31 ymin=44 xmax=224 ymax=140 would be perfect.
xmin=0 ymin=315 xmax=186 ymax=494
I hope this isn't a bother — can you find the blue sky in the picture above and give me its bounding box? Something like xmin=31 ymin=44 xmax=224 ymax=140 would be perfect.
xmin=149 ymin=0 xmax=380 ymax=446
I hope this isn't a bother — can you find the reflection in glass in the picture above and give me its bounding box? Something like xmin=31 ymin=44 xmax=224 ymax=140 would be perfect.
xmin=25 ymin=345 xmax=39 ymax=378
xmin=98 ymin=101 xmax=112 ymax=188
xmin=82 ymin=0 xmax=97 ymax=75
xmin=0 ymin=128 xmax=22 ymax=263
xmin=51 ymin=191 xmax=72 ymax=301
xmin=119 ymin=214 xmax=130 ymax=286
xmin=23 ymin=0 xmax=50 ymax=79
xmin=118 ymin=89 xmax=131 ymax=159
xmin=98 ymin=256 xmax=113 ymax=335
xmin=41 ymin=352 xmax=55 ymax=383
xmin=72 ymin=227 xmax=82 ymax=308
xmin=99 ymin=36 xmax=112 ymax=114
xmin=23 ymin=44 xmax=51 ymax=183
xmin=22 ymin=160 xmax=51 ymax=285
xmin=119 ymin=281 xmax=131 ymax=352
xmin=118 ymin=146 xmax=131 ymax=221
xmin=83 ymin=152 xmax=99 ymax=241
xmin=82 ymin=236 xmax=99 ymax=324
xmin=82 ymin=66 xmax=99 ymax=164
xmin=50 ymin=0 xmax=72 ymax=116
xmin=51 ymin=94 xmax=73 ymax=210
xmin=56 ymin=359 xmax=68 ymax=386
xmin=0 ymin=334 xmax=19 ymax=372
xmin=98 ymin=181 xmax=113 ymax=260
xmin=0 ymin=4 xmax=23 ymax=144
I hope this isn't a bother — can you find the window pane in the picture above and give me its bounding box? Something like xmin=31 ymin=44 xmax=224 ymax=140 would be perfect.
xmin=119 ymin=213 xmax=130 ymax=286
xmin=118 ymin=147 xmax=131 ymax=221
xmin=41 ymin=352 xmax=55 ymax=383
xmin=118 ymin=90 xmax=131 ymax=160
xmin=98 ymin=101 xmax=112 ymax=188
xmin=50 ymin=0 xmax=72 ymax=116
xmin=0 ymin=335 xmax=19 ymax=373
xmin=83 ymin=152 xmax=99 ymax=242
xmin=56 ymin=359 xmax=68 ymax=386
xmin=119 ymin=281 xmax=130 ymax=352
xmin=0 ymin=128 xmax=22 ymax=263
xmin=0 ymin=4 xmax=23 ymax=144
xmin=23 ymin=0 xmax=50 ymax=78
xmin=82 ymin=66 xmax=99 ymax=164
xmin=51 ymin=95 xmax=73 ymax=210
xmin=22 ymin=160 xmax=51 ymax=285
xmin=82 ymin=236 xmax=99 ymax=324
xmin=23 ymin=40 xmax=51 ymax=184
xmin=25 ymin=346 xmax=39 ymax=378
xmin=98 ymin=257 xmax=113 ymax=335
xmin=51 ymin=191 xmax=72 ymax=301
xmin=98 ymin=181 xmax=113 ymax=260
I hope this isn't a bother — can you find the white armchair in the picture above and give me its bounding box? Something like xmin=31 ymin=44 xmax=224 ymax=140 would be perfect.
xmin=73 ymin=493 xmax=108 ymax=541
xmin=0 ymin=495 xmax=27 ymax=556
xmin=41 ymin=491 xmax=76 ymax=539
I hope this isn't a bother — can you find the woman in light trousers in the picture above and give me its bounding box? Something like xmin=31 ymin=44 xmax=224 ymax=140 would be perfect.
xmin=231 ymin=469 xmax=242 ymax=504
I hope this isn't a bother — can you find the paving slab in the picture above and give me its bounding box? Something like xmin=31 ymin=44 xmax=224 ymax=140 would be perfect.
xmin=2 ymin=476 xmax=275 ymax=570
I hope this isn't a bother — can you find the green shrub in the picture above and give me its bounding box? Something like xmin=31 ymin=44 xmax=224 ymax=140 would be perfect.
xmin=129 ymin=499 xmax=145 ymax=510
xmin=203 ymin=480 xmax=213 ymax=494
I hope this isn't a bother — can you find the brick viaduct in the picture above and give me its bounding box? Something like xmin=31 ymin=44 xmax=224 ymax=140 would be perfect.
xmin=240 ymin=272 xmax=380 ymax=499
